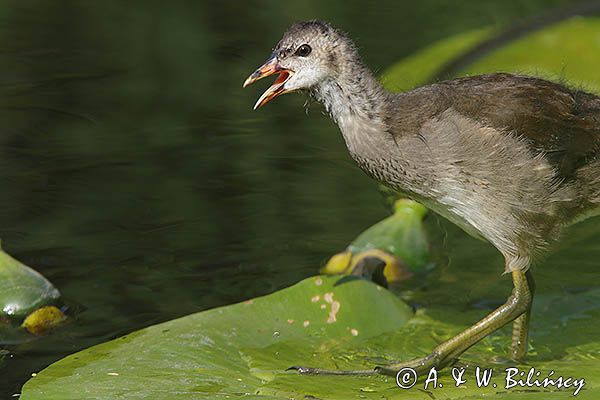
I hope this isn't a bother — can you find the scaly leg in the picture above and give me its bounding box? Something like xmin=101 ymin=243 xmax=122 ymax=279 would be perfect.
xmin=509 ymin=270 xmax=535 ymax=361
xmin=289 ymin=269 xmax=534 ymax=376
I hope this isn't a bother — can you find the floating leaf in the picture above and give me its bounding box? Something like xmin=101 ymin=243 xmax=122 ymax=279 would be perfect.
xmin=322 ymin=199 xmax=431 ymax=285
xmin=383 ymin=17 xmax=600 ymax=92
xmin=381 ymin=27 xmax=494 ymax=91
xmin=0 ymin=244 xmax=65 ymax=343
xmin=0 ymin=244 xmax=61 ymax=322
xmin=348 ymin=200 xmax=429 ymax=268
xmin=20 ymin=276 xmax=412 ymax=399
xmin=463 ymin=17 xmax=600 ymax=93
xmin=20 ymin=277 xmax=600 ymax=399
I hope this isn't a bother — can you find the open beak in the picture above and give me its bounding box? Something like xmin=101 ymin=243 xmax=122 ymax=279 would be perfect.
xmin=243 ymin=55 xmax=294 ymax=110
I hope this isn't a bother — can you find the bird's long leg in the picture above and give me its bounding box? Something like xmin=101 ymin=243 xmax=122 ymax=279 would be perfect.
xmin=509 ymin=270 xmax=535 ymax=361
xmin=375 ymin=269 xmax=533 ymax=376
xmin=290 ymin=270 xmax=533 ymax=377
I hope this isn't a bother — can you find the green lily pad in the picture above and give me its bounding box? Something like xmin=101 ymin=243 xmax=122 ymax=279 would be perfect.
xmin=0 ymin=244 xmax=61 ymax=321
xmin=0 ymin=243 xmax=66 ymax=341
xmin=20 ymin=276 xmax=413 ymax=399
xmin=464 ymin=17 xmax=600 ymax=93
xmin=321 ymin=199 xmax=433 ymax=285
xmin=20 ymin=277 xmax=600 ymax=399
xmin=348 ymin=199 xmax=430 ymax=271
xmin=383 ymin=17 xmax=600 ymax=92
xmin=381 ymin=27 xmax=494 ymax=91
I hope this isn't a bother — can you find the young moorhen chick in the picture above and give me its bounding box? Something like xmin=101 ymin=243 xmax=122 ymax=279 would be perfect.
xmin=243 ymin=20 xmax=600 ymax=376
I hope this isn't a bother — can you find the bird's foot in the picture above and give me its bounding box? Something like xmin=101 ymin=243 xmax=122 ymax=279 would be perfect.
xmin=286 ymin=365 xmax=377 ymax=376
xmin=287 ymin=352 xmax=456 ymax=377
xmin=374 ymin=352 xmax=453 ymax=376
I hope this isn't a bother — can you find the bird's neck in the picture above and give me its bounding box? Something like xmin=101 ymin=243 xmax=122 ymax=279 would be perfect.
xmin=312 ymin=59 xmax=393 ymax=159
xmin=313 ymin=62 xmax=389 ymax=125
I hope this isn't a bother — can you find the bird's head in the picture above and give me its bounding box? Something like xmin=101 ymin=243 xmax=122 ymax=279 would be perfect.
xmin=243 ymin=20 xmax=355 ymax=109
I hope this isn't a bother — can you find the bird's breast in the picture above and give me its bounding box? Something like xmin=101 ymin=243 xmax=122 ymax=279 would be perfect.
xmin=338 ymin=107 xmax=575 ymax=265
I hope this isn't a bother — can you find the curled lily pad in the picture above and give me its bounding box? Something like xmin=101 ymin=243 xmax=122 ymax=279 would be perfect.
xmin=0 ymin=243 xmax=65 ymax=339
xmin=322 ymin=199 xmax=432 ymax=285
xmin=0 ymin=244 xmax=61 ymax=320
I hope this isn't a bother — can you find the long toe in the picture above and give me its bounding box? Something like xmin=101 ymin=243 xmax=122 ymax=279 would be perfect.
xmin=287 ymin=365 xmax=378 ymax=376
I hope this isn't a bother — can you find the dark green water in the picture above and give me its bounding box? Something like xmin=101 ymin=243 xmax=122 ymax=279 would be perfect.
xmin=0 ymin=0 xmax=597 ymax=396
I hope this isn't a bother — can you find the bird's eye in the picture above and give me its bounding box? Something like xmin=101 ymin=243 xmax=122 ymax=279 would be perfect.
xmin=295 ymin=44 xmax=312 ymax=57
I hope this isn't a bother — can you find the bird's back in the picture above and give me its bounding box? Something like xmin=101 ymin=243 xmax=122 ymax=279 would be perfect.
xmin=387 ymin=73 xmax=600 ymax=211
xmin=389 ymin=73 xmax=600 ymax=180
xmin=449 ymin=74 xmax=600 ymax=178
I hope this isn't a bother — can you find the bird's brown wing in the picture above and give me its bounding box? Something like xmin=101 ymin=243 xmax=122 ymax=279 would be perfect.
xmin=388 ymin=74 xmax=600 ymax=180
xmin=446 ymin=73 xmax=600 ymax=179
